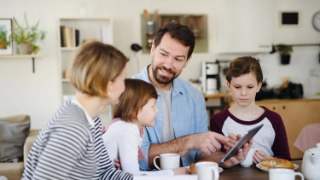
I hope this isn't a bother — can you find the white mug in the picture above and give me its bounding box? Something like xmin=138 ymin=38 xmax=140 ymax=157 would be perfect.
xmin=153 ymin=153 xmax=180 ymax=170
xmin=240 ymin=148 xmax=258 ymax=167
xmin=196 ymin=162 xmax=219 ymax=180
xmin=269 ymin=169 xmax=304 ymax=180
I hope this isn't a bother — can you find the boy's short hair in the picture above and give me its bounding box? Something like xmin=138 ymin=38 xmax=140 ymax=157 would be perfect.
xmin=113 ymin=79 xmax=157 ymax=122
xmin=226 ymin=56 xmax=263 ymax=83
xmin=67 ymin=41 xmax=128 ymax=98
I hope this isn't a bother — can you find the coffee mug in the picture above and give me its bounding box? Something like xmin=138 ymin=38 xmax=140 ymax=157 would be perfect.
xmin=196 ymin=162 xmax=219 ymax=180
xmin=269 ymin=169 xmax=304 ymax=180
xmin=240 ymin=148 xmax=258 ymax=167
xmin=153 ymin=153 xmax=180 ymax=170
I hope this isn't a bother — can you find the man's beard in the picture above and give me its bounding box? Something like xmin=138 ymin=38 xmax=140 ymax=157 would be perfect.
xmin=152 ymin=65 xmax=177 ymax=85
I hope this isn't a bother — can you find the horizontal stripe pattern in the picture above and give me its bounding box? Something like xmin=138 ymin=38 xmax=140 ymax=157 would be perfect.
xmin=22 ymin=101 xmax=133 ymax=180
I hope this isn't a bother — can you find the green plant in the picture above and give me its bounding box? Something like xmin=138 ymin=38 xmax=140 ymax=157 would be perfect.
xmin=277 ymin=44 xmax=293 ymax=55
xmin=0 ymin=27 xmax=10 ymax=47
xmin=11 ymin=13 xmax=46 ymax=54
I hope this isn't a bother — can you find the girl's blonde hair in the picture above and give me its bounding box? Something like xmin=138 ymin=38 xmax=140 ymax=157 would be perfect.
xmin=67 ymin=41 xmax=128 ymax=98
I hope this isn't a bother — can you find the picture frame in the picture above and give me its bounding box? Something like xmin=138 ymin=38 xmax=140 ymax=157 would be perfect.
xmin=0 ymin=19 xmax=13 ymax=55
xmin=279 ymin=11 xmax=300 ymax=27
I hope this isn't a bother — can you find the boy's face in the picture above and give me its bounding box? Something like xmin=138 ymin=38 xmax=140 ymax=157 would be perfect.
xmin=227 ymin=72 xmax=262 ymax=107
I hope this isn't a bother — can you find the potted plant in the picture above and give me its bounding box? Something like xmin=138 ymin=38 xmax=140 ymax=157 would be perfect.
xmin=0 ymin=27 xmax=10 ymax=49
xmin=277 ymin=44 xmax=293 ymax=65
xmin=11 ymin=13 xmax=46 ymax=54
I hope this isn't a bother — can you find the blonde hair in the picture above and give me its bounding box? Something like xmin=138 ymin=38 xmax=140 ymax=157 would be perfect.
xmin=67 ymin=41 xmax=128 ymax=98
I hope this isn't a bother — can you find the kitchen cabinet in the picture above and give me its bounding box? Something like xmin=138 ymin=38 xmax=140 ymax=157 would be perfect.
xmin=256 ymin=99 xmax=320 ymax=159
xmin=214 ymin=0 xmax=273 ymax=53
xmin=140 ymin=14 xmax=208 ymax=54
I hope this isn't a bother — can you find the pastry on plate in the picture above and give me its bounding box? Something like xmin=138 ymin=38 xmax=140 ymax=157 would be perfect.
xmin=189 ymin=163 xmax=196 ymax=174
xmin=260 ymin=158 xmax=294 ymax=170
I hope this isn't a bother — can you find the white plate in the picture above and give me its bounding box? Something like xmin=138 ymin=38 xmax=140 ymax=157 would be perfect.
xmin=185 ymin=166 xmax=223 ymax=173
xmin=256 ymin=163 xmax=299 ymax=172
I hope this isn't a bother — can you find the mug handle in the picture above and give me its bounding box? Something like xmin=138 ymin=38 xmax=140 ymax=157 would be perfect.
xmin=153 ymin=156 xmax=161 ymax=170
xmin=294 ymin=172 xmax=304 ymax=180
xmin=211 ymin=167 xmax=219 ymax=180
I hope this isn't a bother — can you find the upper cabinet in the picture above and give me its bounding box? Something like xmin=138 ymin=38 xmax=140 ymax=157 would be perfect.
xmin=215 ymin=0 xmax=273 ymax=54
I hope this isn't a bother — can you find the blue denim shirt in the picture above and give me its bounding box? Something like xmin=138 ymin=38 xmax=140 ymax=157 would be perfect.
xmin=132 ymin=66 xmax=208 ymax=170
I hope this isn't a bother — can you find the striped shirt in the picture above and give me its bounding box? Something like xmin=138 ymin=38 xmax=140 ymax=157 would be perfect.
xmin=22 ymin=100 xmax=133 ymax=180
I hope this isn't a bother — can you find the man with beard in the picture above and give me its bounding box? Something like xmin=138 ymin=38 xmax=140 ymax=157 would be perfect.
xmin=133 ymin=22 xmax=251 ymax=170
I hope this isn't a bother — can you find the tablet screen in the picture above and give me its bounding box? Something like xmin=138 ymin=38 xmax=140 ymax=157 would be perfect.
xmin=220 ymin=124 xmax=264 ymax=163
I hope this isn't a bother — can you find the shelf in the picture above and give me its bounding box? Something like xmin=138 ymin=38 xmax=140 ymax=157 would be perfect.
xmin=60 ymin=17 xmax=112 ymax=21
xmin=59 ymin=17 xmax=113 ymax=105
xmin=61 ymin=47 xmax=77 ymax=51
xmin=0 ymin=55 xmax=42 ymax=59
xmin=0 ymin=55 xmax=43 ymax=73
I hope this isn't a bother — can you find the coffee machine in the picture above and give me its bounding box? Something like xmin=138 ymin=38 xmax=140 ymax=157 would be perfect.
xmin=201 ymin=62 xmax=220 ymax=94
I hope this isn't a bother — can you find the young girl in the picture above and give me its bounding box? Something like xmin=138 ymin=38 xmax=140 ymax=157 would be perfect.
xmin=210 ymin=56 xmax=291 ymax=164
xmin=23 ymin=41 xmax=133 ymax=180
xmin=102 ymin=79 xmax=189 ymax=176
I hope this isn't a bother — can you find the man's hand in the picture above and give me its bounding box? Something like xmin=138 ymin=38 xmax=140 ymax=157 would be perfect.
xmin=114 ymin=158 xmax=121 ymax=170
xmin=191 ymin=132 xmax=228 ymax=155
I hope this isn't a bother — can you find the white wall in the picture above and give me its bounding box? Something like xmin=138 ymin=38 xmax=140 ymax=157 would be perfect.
xmin=0 ymin=0 xmax=319 ymax=129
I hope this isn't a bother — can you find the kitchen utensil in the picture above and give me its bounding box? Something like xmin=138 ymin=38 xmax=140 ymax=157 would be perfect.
xmin=152 ymin=10 xmax=158 ymax=22
xmin=143 ymin=9 xmax=149 ymax=21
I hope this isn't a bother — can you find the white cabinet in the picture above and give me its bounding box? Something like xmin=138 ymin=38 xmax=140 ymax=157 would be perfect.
xmin=58 ymin=17 xmax=113 ymax=104
xmin=215 ymin=0 xmax=273 ymax=53
xmin=58 ymin=18 xmax=113 ymax=125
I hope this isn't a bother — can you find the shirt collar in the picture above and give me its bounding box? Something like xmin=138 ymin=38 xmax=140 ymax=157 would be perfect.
xmin=71 ymin=99 xmax=95 ymax=127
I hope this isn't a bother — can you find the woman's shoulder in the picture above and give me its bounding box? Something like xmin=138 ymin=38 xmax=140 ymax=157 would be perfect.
xmin=46 ymin=104 xmax=93 ymax=136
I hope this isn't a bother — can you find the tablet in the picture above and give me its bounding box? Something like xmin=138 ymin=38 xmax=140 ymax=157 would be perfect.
xmin=220 ymin=124 xmax=264 ymax=163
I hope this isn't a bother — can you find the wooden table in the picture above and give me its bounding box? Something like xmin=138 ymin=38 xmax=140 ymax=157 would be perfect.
xmin=219 ymin=160 xmax=302 ymax=180
xmin=203 ymin=93 xmax=232 ymax=117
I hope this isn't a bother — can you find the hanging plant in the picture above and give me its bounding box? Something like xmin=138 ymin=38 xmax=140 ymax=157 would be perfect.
xmin=276 ymin=44 xmax=293 ymax=65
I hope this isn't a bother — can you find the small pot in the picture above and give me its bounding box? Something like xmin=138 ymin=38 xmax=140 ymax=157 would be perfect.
xmin=280 ymin=54 xmax=291 ymax=65
xmin=17 ymin=43 xmax=33 ymax=54
xmin=0 ymin=40 xmax=7 ymax=49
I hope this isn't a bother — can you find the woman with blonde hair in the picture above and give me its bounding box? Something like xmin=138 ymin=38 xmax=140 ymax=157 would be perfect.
xmin=23 ymin=41 xmax=133 ymax=180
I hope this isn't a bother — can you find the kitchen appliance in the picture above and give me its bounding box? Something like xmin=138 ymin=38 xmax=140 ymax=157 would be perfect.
xmin=301 ymin=143 xmax=320 ymax=180
xmin=201 ymin=62 xmax=220 ymax=94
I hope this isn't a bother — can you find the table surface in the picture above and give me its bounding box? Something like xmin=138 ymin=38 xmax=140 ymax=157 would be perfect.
xmin=219 ymin=160 xmax=302 ymax=180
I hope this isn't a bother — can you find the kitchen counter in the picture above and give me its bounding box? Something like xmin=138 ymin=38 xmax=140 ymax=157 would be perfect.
xmin=203 ymin=93 xmax=232 ymax=118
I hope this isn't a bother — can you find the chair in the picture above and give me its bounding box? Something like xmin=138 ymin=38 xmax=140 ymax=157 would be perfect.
xmin=294 ymin=123 xmax=320 ymax=152
xmin=0 ymin=115 xmax=39 ymax=180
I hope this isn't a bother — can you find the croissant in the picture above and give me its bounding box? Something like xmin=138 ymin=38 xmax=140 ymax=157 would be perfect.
xmin=190 ymin=163 xmax=196 ymax=174
xmin=260 ymin=158 xmax=294 ymax=170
